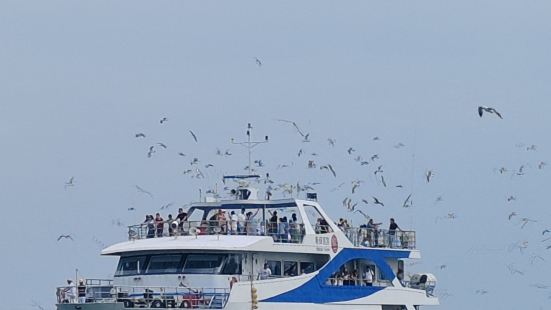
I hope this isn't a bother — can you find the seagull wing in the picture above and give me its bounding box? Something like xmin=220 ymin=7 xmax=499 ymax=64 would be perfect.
xmin=189 ymin=130 xmax=198 ymax=143
xmin=328 ymin=164 xmax=336 ymax=177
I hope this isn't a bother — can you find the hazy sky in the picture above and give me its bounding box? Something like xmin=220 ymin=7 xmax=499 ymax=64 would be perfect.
xmin=1 ymin=1 xmax=551 ymax=309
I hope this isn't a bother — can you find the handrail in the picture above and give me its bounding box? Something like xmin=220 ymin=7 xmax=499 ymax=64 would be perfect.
xmin=128 ymin=220 xmax=306 ymax=243
xmin=56 ymin=284 xmax=231 ymax=308
xmin=343 ymin=227 xmax=416 ymax=249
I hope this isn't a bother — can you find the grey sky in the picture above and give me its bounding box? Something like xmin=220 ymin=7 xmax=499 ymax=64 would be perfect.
xmin=1 ymin=1 xmax=551 ymax=309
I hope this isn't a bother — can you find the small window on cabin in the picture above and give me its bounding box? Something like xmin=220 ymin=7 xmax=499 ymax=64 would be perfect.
xmin=115 ymin=256 xmax=147 ymax=276
xmin=300 ymin=262 xmax=316 ymax=274
xmin=221 ymin=254 xmax=242 ymax=275
xmin=146 ymin=255 xmax=183 ymax=274
xmin=303 ymin=205 xmax=333 ymax=234
xmin=266 ymin=260 xmax=281 ymax=277
xmin=284 ymin=261 xmax=298 ymax=277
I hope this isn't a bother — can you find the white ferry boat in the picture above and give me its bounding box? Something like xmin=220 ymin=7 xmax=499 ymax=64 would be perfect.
xmin=55 ymin=175 xmax=439 ymax=310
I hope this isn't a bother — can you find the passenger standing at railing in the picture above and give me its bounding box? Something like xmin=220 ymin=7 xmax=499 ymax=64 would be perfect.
xmin=167 ymin=214 xmax=175 ymax=236
xmin=268 ymin=211 xmax=278 ymax=237
xmin=217 ymin=209 xmax=227 ymax=234
xmin=230 ymin=211 xmax=238 ymax=235
xmin=145 ymin=215 xmax=155 ymax=239
xmin=388 ymin=218 xmax=403 ymax=248
xmin=363 ymin=267 xmax=374 ymax=286
xmin=289 ymin=213 xmax=299 ymax=242
xmin=77 ymin=279 xmax=86 ymax=303
xmin=63 ymin=279 xmax=76 ymax=303
xmin=245 ymin=209 xmax=260 ymax=235
xmin=176 ymin=208 xmax=188 ymax=233
xmin=237 ymin=208 xmax=246 ymax=235
xmin=155 ymin=213 xmax=164 ymax=237
xmin=367 ymin=219 xmax=381 ymax=247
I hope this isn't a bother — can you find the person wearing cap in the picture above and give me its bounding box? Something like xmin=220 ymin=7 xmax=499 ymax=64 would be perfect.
xmin=63 ymin=279 xmax=76 ymax=303
xmin=77 ymin=279 xmax=86 ymax=303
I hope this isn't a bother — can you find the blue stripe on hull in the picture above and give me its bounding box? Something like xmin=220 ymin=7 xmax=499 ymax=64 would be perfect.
xmin=263 ymin=248 xmax=410 ymax=303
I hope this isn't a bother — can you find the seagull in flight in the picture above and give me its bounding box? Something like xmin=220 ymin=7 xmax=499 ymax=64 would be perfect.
xmin=135 ymin=133 xmax=146 ymax=138
xmin=354 ymin=209 xmax=370 ymax=221
xmin=254 ymin=57 xmax=262 ymax=67
xmin=147 ymin=146 xmax=155 ymax=158
xmin=276 ymin=119 xmax=309 ymax=140
xmin=402 ymin=194 xmax=413 ymax=208
xmin=372 ymin=196 xmax=384 ymax=206
xmin=57 ymin=234 xmax=74 ymax=241
xmin=64 ymin=177 xmax=75 ymax=189
xmin=159 ymin=117 xmax=168 ymax=124
xmin=135 ymin=185 xmax=154 ymax=198
xmin=157 ymin=142 xmax=168 ymax=149
xmin=320 ymin=164 xmax=336 ymax=177
xmin=478 ymin=106 xmax=503 ymax=119
xmin=425 ymin=170 xmax=434 ymax=183
xmin=189 ymin=130 xmax=198 ymax=143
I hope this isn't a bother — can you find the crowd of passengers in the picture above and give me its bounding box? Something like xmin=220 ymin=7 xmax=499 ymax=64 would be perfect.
xmin=137 ymin=208 xmax=405 ymax=247
xmin=139 ymin=208 xmax=307 ymax=242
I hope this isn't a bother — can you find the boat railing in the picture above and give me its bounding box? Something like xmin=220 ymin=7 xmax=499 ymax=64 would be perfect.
xmin=56 ymin=284 xmax=231 ymax=308
xmin=128 ymin=220 xmax=307 ymax=244
xmin=324 ymin=276 xmax=393 ymax=287
xmin=343 ymin=227 xmax=416 ymax=249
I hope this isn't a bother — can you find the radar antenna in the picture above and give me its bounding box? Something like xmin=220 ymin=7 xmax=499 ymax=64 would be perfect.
xmin=231 ymin=123 xmax=269 ymax=175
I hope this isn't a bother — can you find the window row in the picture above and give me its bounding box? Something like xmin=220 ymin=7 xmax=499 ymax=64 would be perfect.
xmin=115 ymin=253 xmax=242 ymax=277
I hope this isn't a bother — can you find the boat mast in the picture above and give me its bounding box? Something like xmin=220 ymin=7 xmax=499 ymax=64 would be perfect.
xmin=231 ymin=123 xmax=268 ymax=175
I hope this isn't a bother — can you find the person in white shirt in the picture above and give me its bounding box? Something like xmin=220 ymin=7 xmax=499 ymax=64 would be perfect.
xmin=230 ymin=211 xmax=238 ymax=235
xmin=63 ymin=279 xmax=76 ymax=303
xmin=237 ymin=208 xmax=247 ymax=235
xmin=259 ymin=263 xmax=272 ymax=280
xmin=363 ymin=267 xmax=374 ymax=286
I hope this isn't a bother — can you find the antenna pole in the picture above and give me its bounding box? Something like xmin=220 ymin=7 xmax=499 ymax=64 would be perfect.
xmin=231 ymin=123 xmax=269 ymax=175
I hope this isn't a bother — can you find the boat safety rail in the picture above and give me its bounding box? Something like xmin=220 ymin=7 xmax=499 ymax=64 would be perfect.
xmin=56 ymin=284 xmax=231 ymax=308
xmin=324 ymin=276 xmax=393 ymax=287
xmin=343 ymin=227 xmax=416 ymax=249
xmin=128 ymin=220 xmax=306 ymax=244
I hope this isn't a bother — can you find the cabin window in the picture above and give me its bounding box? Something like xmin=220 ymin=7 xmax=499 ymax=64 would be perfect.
xmin=284 ymin=261 xmax=298 ymax=277
xmin=266 ymin=260 xmax=281 ymax=277
xmin=221 ymin=254 xmax=242 ymax=275
xmin=183 ymin=254 xmax=225 ymax=274
xmin=115 ymin=256 xmax=147 ymax=276
xmin=146 ymin=255 xmax=183 ymax=274
xmin=303 ymin=205 xmax=333 ymax=234
xmin=300 ymin=262 xmax=316 ymax=274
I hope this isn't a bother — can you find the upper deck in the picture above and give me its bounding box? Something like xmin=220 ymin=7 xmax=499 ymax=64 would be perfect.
xmin=126 ymin=198 xmax=416 ymax=251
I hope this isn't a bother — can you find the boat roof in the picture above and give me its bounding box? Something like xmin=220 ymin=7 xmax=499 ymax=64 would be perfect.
xmin=101 ymin=235 xmax=274 ymax=255
xmin=188 ymin=198 xmax=298 ymax=209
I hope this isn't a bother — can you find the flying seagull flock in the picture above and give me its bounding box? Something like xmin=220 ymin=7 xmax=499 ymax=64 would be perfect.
xmin=56 ymin=106 xmax=551 ymax=306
